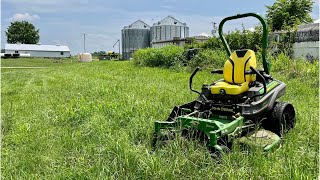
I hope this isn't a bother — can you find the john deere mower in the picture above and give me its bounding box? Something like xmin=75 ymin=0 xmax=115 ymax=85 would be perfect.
xmin=153 ymin=13 xmax=295 ymax=153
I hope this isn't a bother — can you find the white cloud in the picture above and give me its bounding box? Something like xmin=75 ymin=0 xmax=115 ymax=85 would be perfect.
xmin=10 ymin=13 xmax=40 ymax=22
xmin=4 ymin=0 xmax=108 ymax=13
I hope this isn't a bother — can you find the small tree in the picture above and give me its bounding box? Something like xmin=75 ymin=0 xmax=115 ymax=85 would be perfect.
xmin=266 ymin=0 xmax=314 ymax=31
xmin=6 ymin=21 xmax=40 ymax=44
xmin=92 ymin=51 xmax=106 ymax=56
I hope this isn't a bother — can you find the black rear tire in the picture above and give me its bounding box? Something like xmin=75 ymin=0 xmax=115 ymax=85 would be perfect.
xmin=262 ymin=102 xmax=295 ymax=137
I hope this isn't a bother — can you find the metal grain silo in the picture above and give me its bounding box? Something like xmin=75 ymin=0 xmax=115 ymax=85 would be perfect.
xmin=121 ymin=20 xmax=150 ymax=60
xmin=150 ymin=16 xmax=189 ymax=42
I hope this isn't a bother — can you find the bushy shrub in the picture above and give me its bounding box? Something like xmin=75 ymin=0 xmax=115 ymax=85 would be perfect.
xmin=270 ymin=52 xmax=319 ymax=79
xmin=133 ymin=45 xmax=184 ymax=68
xmin=188 ymin=49 xmax=227 ymax=70
xmin=198 ymin=37 xmax=223 ymax=50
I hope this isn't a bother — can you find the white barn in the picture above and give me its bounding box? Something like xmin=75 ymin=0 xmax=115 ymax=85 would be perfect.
xmin=5 ymin=43 xmax=71 ymax=58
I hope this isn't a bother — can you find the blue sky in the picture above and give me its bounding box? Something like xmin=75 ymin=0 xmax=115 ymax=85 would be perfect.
xmin=1 ymin=0 xmax=319 ymax=55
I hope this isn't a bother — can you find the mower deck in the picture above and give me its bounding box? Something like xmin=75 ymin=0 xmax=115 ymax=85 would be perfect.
xmin=155 ymin=114 xmax=243 ymax=151
xmin=154 ymin=113 xmax=281 ymax=152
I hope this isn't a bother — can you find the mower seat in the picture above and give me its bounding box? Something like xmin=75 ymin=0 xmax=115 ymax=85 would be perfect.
xmin=211 ymin=49 xmax=257 ymax=95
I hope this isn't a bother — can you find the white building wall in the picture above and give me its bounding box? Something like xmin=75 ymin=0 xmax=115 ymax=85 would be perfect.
xmin=5 ymin=50 xmax=70 ymax=58
xmin=292 ymin=41 xmax=319 ymax=60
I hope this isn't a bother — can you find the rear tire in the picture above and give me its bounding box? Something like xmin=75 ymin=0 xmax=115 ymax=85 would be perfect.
xmin=263 ymin=102 xmax=295 ymax=137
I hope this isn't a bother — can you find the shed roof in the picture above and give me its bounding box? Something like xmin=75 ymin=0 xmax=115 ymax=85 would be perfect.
xmin=5 ymin=44 xmax=70 ymax=52
xmin=154 ymin=16 xmax=186 ymax=26
xmin=124 ymin=20 xmax=150 ymax=29
xmin=297 ymin=22 xmax=319 ymax=32
xmin=296 ymin=22 xmax=319 ymax=42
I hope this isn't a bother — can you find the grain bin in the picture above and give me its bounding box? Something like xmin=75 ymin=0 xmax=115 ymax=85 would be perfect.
xmin=121 ymin=20 xmax=150 ymax=60
xmin=150 ymin=16 xmax=189 ymax=42
xmin=79 ymin=53 xmax=92 ymax=62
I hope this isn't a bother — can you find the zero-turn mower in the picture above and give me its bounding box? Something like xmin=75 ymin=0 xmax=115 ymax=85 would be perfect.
xmin=153 ymin=13 xmax=295 ymax=154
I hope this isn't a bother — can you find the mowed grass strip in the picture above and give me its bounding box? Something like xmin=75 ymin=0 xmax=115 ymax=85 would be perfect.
xmin=1 ymin=58 xmax=318 ymax=179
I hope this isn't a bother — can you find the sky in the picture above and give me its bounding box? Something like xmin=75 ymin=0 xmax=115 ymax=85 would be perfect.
xmin=1 ymin=0 xmax=319 ymax=55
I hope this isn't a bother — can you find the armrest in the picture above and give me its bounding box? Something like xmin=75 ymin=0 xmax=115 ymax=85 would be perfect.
xmin=245 ymin=70 xmax=255 ymax=75
xmin=211 ymin=69 xmax=223 ymax=74
xmin=245 ymin=69 xmax=264 ymax=75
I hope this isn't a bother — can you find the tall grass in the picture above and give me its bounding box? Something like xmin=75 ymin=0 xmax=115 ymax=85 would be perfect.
xmin=1 ymin=58 xmax=318 ymax=179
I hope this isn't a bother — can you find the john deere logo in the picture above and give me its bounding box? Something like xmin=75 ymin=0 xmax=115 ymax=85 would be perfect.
xmin=211 ymin=106 xmax=234 ymax=113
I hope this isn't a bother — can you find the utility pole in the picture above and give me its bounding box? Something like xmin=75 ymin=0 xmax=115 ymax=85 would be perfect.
xmin=113 ymin=39 xmax=120 ymax=60
xmin=211 ymin=22 xmax=217 ymax=37
xmin=82 ymin=33 xmax=86 ymax=52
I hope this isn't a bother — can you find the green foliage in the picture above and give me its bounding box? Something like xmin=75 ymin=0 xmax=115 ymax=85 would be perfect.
xmin=197 ymin=25 xmax=263 ymax=52
xmin=225 ymin=26 xmax=263 ymax=51
xmin=92 ymin=51 xmax=106 ymax=56
xmin=197 ymin=36 xmax=223 ymax=50
xmin=6 ymin=21 xmax=40 ymax=44
xmin=269 ymin=30 xmax=296 ymax=57
xmin=188 ymin=49 xmax=226 ymax=70
xmin=184 ymin=38 xmax=199 ymax=49
xmin=266 ymin=0 xmax=314 ymax=31
xmin=133 ymin=45 xmax=185 ymax=68
xmin=270 ymin=53 xmax=319 ymax=80
xmin=1 ymin=58 xmax=319 ymax=179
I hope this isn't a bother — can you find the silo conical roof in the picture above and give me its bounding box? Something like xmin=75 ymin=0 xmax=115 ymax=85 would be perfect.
xmin=154 ymin=16 xmax=186 ymax=26
xmin=124 ymin=20 xmax=150 ymax=29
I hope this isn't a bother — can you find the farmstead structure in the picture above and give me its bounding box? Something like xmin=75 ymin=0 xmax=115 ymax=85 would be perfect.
xmin=5 ymin=43 xmax=71 ymax=58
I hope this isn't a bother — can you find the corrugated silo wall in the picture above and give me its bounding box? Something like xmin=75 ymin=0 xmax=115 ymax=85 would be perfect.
xmin=122 ymin=28 xmax=150 ymax=60
xmin=151 ymin=25 xmax=189 ymax=42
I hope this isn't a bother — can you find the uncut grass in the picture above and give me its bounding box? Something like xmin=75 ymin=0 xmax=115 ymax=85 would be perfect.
xmin=1 ymin=59 xmax=318 ymax=179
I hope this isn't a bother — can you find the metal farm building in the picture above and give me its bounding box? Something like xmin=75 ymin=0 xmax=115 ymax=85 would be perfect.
xmin=121 ymin=20 xmax=150 ymax=60
xmin=150 ymin=16 xmax=189 ymax=48
xmin=5 ymin=44 xmax=71 ymax=58
xmin=121 ymin=16 xmax=190 ymax=59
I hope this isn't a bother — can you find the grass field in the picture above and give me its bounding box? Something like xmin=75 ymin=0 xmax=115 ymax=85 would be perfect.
xmin=1 ymin=58 xmax=319 ymax=179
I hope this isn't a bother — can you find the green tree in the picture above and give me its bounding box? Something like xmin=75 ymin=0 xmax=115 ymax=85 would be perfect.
xmin=6 ymin=21 xmax=40 ymax=44
xmin=92 ymin=51 xmax=106 ymax=56
xmin=266 ymin=0 xmax=314 ymax=31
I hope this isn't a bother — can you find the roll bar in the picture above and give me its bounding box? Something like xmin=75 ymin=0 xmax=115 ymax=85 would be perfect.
xmin=218 ymin=13 xmax=270 ymax=74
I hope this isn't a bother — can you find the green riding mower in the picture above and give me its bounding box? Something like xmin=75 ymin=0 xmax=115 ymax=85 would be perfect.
xmin=153 ymin=13 xmax=295 ymax=154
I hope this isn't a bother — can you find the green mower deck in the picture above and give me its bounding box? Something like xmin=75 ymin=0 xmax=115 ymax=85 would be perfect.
xmin=154 ymin=112 xmax=281 ymax=153
xmin=155 ymin=112 xmax=244 ymax=149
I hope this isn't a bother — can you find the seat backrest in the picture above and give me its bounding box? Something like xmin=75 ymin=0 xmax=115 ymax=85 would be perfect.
xmin=223 ymin=49 xmax=257 ymax=84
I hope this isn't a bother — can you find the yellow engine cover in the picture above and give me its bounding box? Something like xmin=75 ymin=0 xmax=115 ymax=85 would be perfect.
xmin=211 ymin=81 xmax=249 ymax=95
